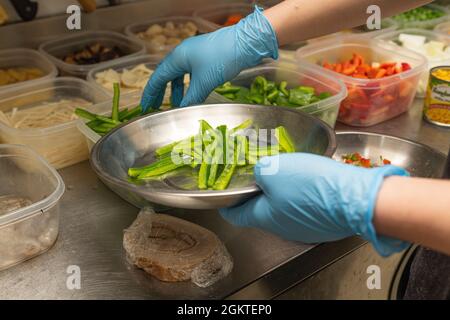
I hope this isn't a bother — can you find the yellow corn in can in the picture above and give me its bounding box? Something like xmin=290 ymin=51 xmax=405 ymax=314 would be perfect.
xmin=424 ymin=66 xmax=450 ymax=127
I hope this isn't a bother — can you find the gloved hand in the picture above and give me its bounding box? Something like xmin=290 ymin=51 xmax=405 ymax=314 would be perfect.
xmin=140 ymin=6 xmax=278 ymax=112
xmin=220 ymin=153 xmax=411 ymax=257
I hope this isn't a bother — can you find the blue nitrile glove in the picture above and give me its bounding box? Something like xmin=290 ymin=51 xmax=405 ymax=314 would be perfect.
xmin=220 ymin=153 xmax=411 ymax=257
xmin=140 ymin=6 xmax=278 ymax=112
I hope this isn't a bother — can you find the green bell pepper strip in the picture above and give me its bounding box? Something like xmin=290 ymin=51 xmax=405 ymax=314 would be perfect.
xmin=128 ymin=155 xmax=177 ymax=178
xmin=207 ymin=125 xmax=227 ymax=187
xmin=275 ymin=126 xmax=296 ymax=153
xmin=230 ymin=119 xmax=253 ymax=135
xmin=212 ymin=164 xmax=236 ymax=190
xmin=95 ymin=115 xmax=120 ymax=125
xmin=111 ymin=83 xmax=120 ymax=122
xmin=222 ymin=93 xmax=236 ymax=100
xmin=267 ymin=88 xmax=279 ymax=103
xmin=137 ymin=161 xmax=186 ymax=179
xmin=75 ymin=108 xmax=97 ymax=121
xmin=288 ymin=88 xmax=314 ymax=106
xmin=215 ymin=82 xmax=242 ymax=94
xmin=250 ymin=76 xmax=268 ymax=95
xmin=248 ymin=93 xmax=265 ymax=104
xmin=198 ymin=139 xmax=218 ymax=189
xmin=279 ymin=81 xmax=289 ymax=97
xmin=120 ymin=105 xmax=142 ymax=121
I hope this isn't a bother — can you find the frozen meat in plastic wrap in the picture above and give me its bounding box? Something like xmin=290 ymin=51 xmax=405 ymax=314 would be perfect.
xmin=123 ymin=207 xmax=233 ymax=288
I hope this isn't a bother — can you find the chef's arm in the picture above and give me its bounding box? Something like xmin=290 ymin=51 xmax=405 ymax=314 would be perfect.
xmin=265 ymin=0 xmax=432 ymax=46
xmin=374 ymin=176 xmax=450 ymax=256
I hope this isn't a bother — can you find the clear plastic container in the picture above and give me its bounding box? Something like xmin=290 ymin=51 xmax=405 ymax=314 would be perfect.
xmin=306 ymin=18 xmax=399 ymax=44
xmin=86 ymin=54 xmax=174 ymax=104
xmin=376 ymin=28 xmax=450 ymax=98
xmin=205 ymin=61 xmax=347 ymax=128
xmin=295 ymin=36 xmax=427 ymax=127
xmin=193 ymin=3 xmax=257 ymax=30
xmin=0 ymin=144 xmax=64 ymax=271
xmin=0 ymin=48 xmax=57 ymax=93
xmin=0 ymin=77 xmax=109 ymax=169
xmin=434 ymin=20 xmax=450 ymax=35
xmin=38 ymin=31 xmax=146 ymax=78
xmin=77 ymin=92 xmax=141 ymax=153
xmin=392 ymin=4 xmax=449 ymax=30
xmin=124 ymin=16 xmax=214 ymax=55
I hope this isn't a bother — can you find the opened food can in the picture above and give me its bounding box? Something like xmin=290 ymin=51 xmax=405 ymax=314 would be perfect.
xmin=424 ymin=66 xmax=450 ymax=127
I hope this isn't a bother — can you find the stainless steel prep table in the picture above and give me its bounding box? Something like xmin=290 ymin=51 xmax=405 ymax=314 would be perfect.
xmin=0 ymin=1 xmax=449 ymax=299
xmin=0 ymin=99 xmax=448 ymax=300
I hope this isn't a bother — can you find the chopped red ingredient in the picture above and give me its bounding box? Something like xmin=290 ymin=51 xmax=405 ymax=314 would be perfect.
xmin=321 ymin=53 xmax=417 ymax=126
xmin=342 ymin=152 xmax=391 ymax=168
xmin=223 ymin=14 xmax=244 ymax=26
xmin=322 ymin=54 xmax=411 ymax=79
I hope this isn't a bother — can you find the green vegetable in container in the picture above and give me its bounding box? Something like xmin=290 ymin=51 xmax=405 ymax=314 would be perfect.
xmin=75 ymin=83 xmax=158 ymax=136
xmin=214 ymin=75 xmax=332 ymax=108
xmin=127 ymin=119 xmax=297 ymax=191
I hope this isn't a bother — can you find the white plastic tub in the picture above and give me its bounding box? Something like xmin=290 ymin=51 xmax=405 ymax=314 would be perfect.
xmin=0 ymin=144 xmax=64 ymax=271
xmin=39 ymin=31 xmax=146 ymax=77
xmin=0 ymin=77 xmax=109 ymax=169
xmin=0 ymin=48 xmax=57 ymax=93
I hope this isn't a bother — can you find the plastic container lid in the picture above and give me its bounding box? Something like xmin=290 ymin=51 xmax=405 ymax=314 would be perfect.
xmin=124 ymin=16 xmax=215 ymax=55
xmin=0 ymin=77 xmax=110 ymax=168
xmin=376 ymin=28 xmax=450 ymax=97
xmin=193 ymin=3 xmax=258 ymax=30
xmin=38 ymin=31 xmax=146 ymax=78
xmin=205 ymin=60 xmax=347 ymax=127
xmin=392 ymin=4 xmax=449 ymax=30
xmin=0 ymin=48 xmax=57 ymax=93
xmin=295 ymin=35 xmax=427 ymax=126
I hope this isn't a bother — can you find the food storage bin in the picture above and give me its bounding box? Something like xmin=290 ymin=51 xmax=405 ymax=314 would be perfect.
xmin=295 ymin=36 xmax=427 ymax=127
xmin=306 ymin=18 xmax=399 ymax=44
xmin=376 ymin=28 xmax=450 ymax=98
xmin=86 ymin=54 xmax=175 ymax=104
xmin=124 ymin=16 xmax=214 ymax=55
xmin=0 ymin=77 xmax=109 ymax=169
xmin=205 ymin=62 xmax=347 ymax=128
xmin=39 ymin=31 xmax=146 ymax=78
xmin=434 ymin=20 xmax=450 ymax=35
xmin=0 ymin=48 xmax=57 ymax=93
xmin=392 ymin=4 xmax=449 ymax=30
xmin=193 ymin=3 xmax=258 ymax=30
xmin=0 ymin=144 xmax=64 ymax=271
xmin=77 ymin=92 xmax=141 ymax=153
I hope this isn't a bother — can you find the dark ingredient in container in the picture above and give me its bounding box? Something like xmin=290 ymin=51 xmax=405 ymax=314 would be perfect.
xmin=63 ymin=43 xmax=124 ymax=65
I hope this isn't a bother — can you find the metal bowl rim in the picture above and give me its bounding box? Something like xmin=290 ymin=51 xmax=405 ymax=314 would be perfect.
xmin=90 ymin=104 xmax=337 ymax=198
xmin=335 ymin=130 xmax=447 ymax=159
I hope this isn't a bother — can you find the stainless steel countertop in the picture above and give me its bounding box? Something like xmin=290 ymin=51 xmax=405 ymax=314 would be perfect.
xmin=0 ymin=100 xmax=448 ymax=300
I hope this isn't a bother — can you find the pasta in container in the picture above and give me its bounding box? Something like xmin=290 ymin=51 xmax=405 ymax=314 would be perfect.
xmin=0 ymin=77 xmax=109 ymax=169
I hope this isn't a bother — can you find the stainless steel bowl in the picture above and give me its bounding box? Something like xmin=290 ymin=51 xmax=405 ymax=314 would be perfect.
xmin=334 ymin=132 xmax=447 ymax=178
xmin=90 ymin=104 xmax=336 ymax=209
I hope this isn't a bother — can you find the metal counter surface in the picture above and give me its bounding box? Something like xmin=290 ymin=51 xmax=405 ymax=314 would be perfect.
xmin=0 ymin=100 xmax=448 ymax=299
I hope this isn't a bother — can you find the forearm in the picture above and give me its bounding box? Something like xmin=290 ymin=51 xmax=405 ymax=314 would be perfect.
xmin=264 ymin=0 xmax=432 ymax=46
xmin=374 ymin=176 xmax=450 ymax=255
